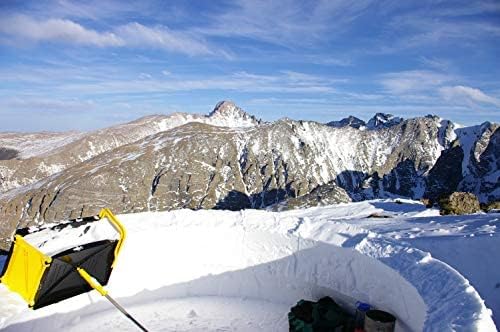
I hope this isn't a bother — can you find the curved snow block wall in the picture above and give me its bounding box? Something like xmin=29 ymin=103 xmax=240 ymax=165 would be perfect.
xmin=110 ymin=218 xmax=427 ymax=331
xmin=138 ymin=243 xmax=425 ymax=331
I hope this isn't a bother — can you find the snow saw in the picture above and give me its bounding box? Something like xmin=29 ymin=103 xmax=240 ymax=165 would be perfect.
xmin=0 ymin=208 xmax=148 ymax=332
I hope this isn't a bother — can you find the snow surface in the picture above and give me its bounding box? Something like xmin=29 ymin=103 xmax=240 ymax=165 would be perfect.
xmin=0 ymin=132 xmax=84 ymax=159
xmin=456 ymin=125 xmax=484 ymax=177
xmin=22 ymin=217 xmax=120 ymax=256
xmin=0 ymin=200 xmax=497 ymax=331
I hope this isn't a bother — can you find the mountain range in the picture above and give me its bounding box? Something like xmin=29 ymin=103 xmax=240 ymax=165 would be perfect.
xmin=0 ymin=101 xmax=498 ymax=248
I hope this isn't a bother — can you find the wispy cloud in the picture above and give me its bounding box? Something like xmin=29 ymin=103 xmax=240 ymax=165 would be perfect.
xmin=418 ymin=57 xmax=453 ymax=72
xmin=0 ymin=15 xmax=216 ymax=56
xmin=195 ymin=0 xmax=372 ymax=47
xmin=379 ymin=69 xmax=500 ymax=111
xmin=440 ymin=85 xmax=500 ymax=107
xmin=0 ymin=63 xmax=339 ymax=96
xmin=432 ymin=0 xmax=500 ymax=17
xmin=1 ymin=96 xmax=96 ymax=112
xmin=0 ymin=15 xmax=123 ymax=47
xmin=377 ymin=4 xmax=500 ymax=54
xmin=58 ymin=70 xmax=338 ymax=95
xmin=380 ymin=70 xmax=453 ymax=94
xmin=309 ymin=57 xmax=353 ymax=67
xmin=115 ymin=22 xmax=214 ymax=56
xmin=3 ymin=0 xmax=149 ymax=22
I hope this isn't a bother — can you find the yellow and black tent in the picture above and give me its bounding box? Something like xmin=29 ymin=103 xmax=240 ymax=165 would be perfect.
xmin=0 ymin=209 xmax=147 ymax=331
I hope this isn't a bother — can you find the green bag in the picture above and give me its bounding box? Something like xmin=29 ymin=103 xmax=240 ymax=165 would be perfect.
xmin=288 ymin=296 xmax=353 ymax=332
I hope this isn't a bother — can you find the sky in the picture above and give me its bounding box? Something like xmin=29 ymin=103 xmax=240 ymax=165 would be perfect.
xmin=0 ymin=0 xmax=499 ymax=132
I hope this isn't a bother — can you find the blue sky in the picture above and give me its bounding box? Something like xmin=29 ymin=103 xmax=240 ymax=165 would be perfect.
xmin=0 ymin=0 xmax=499 ymax=131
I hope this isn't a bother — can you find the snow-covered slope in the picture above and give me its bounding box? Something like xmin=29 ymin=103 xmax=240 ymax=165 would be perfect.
xmin=0 ymin=132 xmax=85 ymax=159
xmin=0 ymin=101 xmax=261 ymax=194
xmin=0 ymin=200 xmax=497 ymax=331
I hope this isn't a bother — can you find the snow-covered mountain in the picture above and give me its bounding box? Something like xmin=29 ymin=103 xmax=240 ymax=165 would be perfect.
xmin=366 ymin=113 xmax=403 ymax=130
xmin=207 ymin=100 xmax=261 ymax=127
xmin=0 ymin=101 xmax=260 ymax=193
xmin=0 ymin=102 xmax=498 ymax=248
xmin=326 ymin=113 xmax=404 ymax=131
xmin=326 ymin=115 xmax=366 ymax=129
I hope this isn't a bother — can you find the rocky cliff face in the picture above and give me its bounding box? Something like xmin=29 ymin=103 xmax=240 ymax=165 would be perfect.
xmin=0 ymin=101 xmax=498 ymax=248
xmin=326 ymin=113 xmax=404 ymax=130
xmin=366 ymin=113 xmax=403 ymax=130
xmin=326 ymin=115 xmax=366 ymax=129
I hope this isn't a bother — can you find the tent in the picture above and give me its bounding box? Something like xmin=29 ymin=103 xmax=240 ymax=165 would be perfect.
xmin=0 ymin=209 xmax=147 ymax=331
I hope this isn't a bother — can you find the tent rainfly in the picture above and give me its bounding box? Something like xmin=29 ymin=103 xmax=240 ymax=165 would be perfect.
xmin=0 ymin=208 xmax=148 ymax=331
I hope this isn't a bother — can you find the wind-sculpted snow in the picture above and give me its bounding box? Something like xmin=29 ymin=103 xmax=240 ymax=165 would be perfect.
xmin=0 ymin=201 xmax=496 ymax=331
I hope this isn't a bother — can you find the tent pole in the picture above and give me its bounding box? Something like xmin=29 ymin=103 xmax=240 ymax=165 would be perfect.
xmin=76 ymin=268 xmax=149 ymax=332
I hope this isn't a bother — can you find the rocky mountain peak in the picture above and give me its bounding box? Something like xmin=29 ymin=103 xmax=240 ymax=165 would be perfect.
xmin=327 ymin=115 xmax=366 ymax=129
xmin=210 ymin=100 xmax=238 ymax=115
xmin=208 ymin=101 xmax=261 ymax=127
xmin=366 ymin=113 xmax=403 ymax=130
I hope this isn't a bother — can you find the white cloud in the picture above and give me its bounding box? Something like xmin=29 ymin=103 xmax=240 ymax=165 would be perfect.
xmin=380 ymin=70 xmax=452 ymax=94
xmin=433 ymin=1 xmax=500 ymax=18
xmin=195 ymin=0 xmax=372 ymax=46
xmin=282 ymin=70 xmax=326 ymax=83
xmin=379 ymin=9 xmax=500 ymax=54
xmin=439 ymin=85 xmax=500 ymax=107
xmin=15 ymin=0 xmax=145 ymax=21
xmin=0 ymin=15 xmax=123 ymax=47
xmin=138 ymin=72 xmax=153 ymax=80
xmin=310 ymin=57 xmax=353 ymax=67
xmin=2 ymin=96 xmax=95 ymax=112
xmin=0 ymin=63 xmax=337 ymax=95
xmin=419 ymin=56 xmax=452 ymax=71
xmin=53 ymin=70 xmax=337 ymax=95
xmin=115 ymin=22 xmax=214 ymax=56
xmin=0 ymin=15 xmax=216 ymax=56
xmin=378 ymin=70 xmax=500 ymax=111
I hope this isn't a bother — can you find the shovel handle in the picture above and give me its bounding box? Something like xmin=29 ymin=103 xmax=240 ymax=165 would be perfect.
xmin=77 ymin=267 xmax=108 ymax=296
xmin=76 ymin=267 xmax=148 ymax=331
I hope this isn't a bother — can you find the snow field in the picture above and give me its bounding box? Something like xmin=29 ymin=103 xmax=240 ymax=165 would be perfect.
xmin=0 ymin=200 xmax=497 ymax=331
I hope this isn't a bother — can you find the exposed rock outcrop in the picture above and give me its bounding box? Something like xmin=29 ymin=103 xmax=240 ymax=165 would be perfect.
xmin=439 ymin=192 xmax=481 ymax=215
